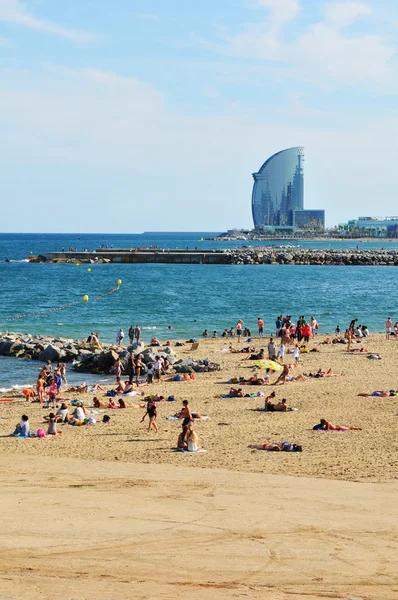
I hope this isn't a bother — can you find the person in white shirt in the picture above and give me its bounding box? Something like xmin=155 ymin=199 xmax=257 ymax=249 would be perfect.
xmin=153 ymin=357 xmax=162 ymax=382
xmin=293 ymin=344 xmax=300 ymax=364
xmin=277 ymin=344 xmax=285 ymax=364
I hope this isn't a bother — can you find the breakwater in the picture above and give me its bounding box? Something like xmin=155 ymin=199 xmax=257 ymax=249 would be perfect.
xmin=0 ymin=332 xmax=214 ymax=376
xmin=35 ymin=247 xmax=398 ymax=266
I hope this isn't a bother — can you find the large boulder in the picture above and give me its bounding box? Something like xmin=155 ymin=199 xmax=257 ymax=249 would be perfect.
xmin=96 ymin=349 xmax=119 ymax=371
xmin=128 ymin=341 xmax=145 ymax=353
xmin=38 ymin=344 xmax=64 ymax=362
xmin=0 ymin=341 xmax=13 ymax=355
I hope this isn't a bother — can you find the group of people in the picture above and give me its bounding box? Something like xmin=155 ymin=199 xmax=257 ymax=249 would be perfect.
xmin=33 ymin=361 xmax=67 ymax=405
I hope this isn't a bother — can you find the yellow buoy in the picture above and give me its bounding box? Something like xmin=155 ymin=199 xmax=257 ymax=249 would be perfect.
xmin=117 ymin=279 xmax=122 ymax=285
xmin=75 ymin=263 xmax=80 ymax=267
xmin=83 ymin=295 xmax=89 ymax=302
xmin=87 ymin=268 xmax=91 ymax=272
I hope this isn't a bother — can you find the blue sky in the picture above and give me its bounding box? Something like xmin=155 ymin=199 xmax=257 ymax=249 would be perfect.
xmin=0 ymin=0 xmax=397 ymax=232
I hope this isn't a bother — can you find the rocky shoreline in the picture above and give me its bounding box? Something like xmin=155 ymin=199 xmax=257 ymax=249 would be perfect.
xmin=223 ymin=247 xmax=398 ymax=265
xmin=0 ymin=332 xmax=219 ymax=376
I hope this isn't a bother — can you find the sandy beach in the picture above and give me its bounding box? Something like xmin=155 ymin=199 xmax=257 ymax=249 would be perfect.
xmin=1 ymin=332 xmax=398 ymax=599
xmin=0 ymin=455 xmax=397 ymax=600
xmin=1 ymin=333 xmax=398 ymax=481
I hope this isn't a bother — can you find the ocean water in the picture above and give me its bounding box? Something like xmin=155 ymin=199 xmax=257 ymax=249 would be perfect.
xmin=1 ymin=232 xmax=397 ymax=389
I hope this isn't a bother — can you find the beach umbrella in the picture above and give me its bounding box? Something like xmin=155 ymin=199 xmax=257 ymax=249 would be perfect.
xmin=253 ymin=359 xmax=283 ymax=372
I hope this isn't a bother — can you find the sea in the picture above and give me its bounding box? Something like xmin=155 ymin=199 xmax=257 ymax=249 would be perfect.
xmin=1 ymin=232 xmax=398 ymax=390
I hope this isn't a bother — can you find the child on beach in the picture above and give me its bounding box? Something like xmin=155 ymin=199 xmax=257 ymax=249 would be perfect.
xmin=277 ymin=343 xmax=285 ymax=363
xmin=147 ymin=363 xmax=153 ymax=384
xmin=293 ymin=344 xmax=300 ymax=364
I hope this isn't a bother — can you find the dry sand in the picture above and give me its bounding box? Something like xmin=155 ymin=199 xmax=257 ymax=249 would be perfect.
xmin=1 ymin=333 xmax=398 ymax=599
xmin=1 ymin=334 xmax=398 ymax=481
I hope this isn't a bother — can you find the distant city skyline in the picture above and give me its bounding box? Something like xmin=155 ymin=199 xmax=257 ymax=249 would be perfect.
xmin=0 ymin=0 xmax=397 ymax=232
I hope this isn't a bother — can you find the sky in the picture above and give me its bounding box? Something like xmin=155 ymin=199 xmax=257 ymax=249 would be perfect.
xmin=0 ymin=0 xmax=397 ymax=232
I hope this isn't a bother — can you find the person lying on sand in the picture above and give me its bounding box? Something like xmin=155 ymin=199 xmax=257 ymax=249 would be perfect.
xmin=69 ymin=382 xmax=88 ymax=393
xmin=273 ymin=366 xmax=307 ymax=385
xmin=118 ymin=398 xmax=146 ymax=409
xmin=166 ymin=373 xmax=195 ymax=382
xmin=249 ymin=442 xmax=302 ymax=452
xmin=305 ymin=368 xmax=341 ymax=378
xmin=358 ymin=389 xmax=398 ymax=397
xmin=242 ymin=349 xmax=265 ymax=361
xmin=313 ymin=418 xmax=361 ymax=431
xmin=349 ymin=348 xmax=369 ymax=353
xmin=229 ymin=345 xmax=256 ymax=354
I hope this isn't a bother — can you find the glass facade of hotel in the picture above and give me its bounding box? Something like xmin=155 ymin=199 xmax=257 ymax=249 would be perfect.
xmin=252 ymin=147 xmax=304 ymax=229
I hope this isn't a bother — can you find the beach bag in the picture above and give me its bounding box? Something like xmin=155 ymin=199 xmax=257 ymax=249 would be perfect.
xmin=106 ymin=390 xmax=116 ymax=397
xmin=292 ymin=444 xmax=303 ymax=452
xmin=36 ymin=428 xmax=47 ymax=438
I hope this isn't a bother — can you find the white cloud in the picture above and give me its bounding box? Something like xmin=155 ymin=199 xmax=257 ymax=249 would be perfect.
xmin=0 ymin=0 xmax=96 ymax=44
xmin=255 ymin=0 xmax=300 ymax=24
xmin=213 ymin=1 xmax=396 ymax=90
xmin=0 ymin=65 xmax=396 ymax=228
xmin=324 ymin=2 xmax=372 ymax=28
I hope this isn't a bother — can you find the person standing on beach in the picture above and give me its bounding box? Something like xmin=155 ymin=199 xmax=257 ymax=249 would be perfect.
xmin=116 ymin=328 xmax=124 ymax=345
xmin=236 ymin=321 xmax=243 ymax=343
xmin=309 ymin=316 xmax=318 ymax=336
xmin=293 ymin=344 xmax=300 ymax=365
xmin=386 ymin=317 xmax=393 ymax=340
xmin=258 ymin=318 xmax=264 ymax=337
xmin=275 ymin=315 xmax=282 ymax=337
xmin=134 ymin=325 xmax=141 ymax=343
xmin=268 ymin=338 xmax=276 ymax=360
xmin=128 ymin=325 xmax=134 ymax=344
xmin=277 ymin=343 xmax=285 ymax=364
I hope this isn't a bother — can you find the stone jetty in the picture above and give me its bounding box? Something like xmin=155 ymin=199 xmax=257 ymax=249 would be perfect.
xmin=27 ymin=246 xmax=398 ymax=266
xmin=0 ymin=332 xmax=220 ymax=376
xmin=223 ymin=247 xmax=398 ymax=266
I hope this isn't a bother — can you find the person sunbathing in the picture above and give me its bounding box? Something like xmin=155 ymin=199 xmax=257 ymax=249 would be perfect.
xmin=243 ymin=349 xmax=265 ymax=361
xmin=306 ymin=368 xmax=340 ymax=378
xmin=349 ymin=348 xmax=369 ymax=353
xmin=69 ymin=382 xmax=88 ymax=393
xmin=118 ymin=398 xmax=145 ymax=409
xmin=93 ymin=396 xmax=108 ymax=408
xmin=358 ymin=389 xmax=396 ymax=397
xmin=313 ymin=418 xmax=361 ymax=431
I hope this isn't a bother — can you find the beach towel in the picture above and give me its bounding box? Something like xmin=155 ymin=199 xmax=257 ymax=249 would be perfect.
xmin=179 ymin=448 xmax=207 ymax=453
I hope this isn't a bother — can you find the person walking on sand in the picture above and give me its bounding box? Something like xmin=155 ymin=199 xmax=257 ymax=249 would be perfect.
xmin=386 ymin=317 xmax=393 ymax=340
xmin=141 ymin=398 xmax=158 ymax=433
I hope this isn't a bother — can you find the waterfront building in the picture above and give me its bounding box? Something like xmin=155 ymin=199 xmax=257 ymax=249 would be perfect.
xmin=251 ymin=147 xmax=325 ymax=230
xmin=293 ymin=209 xmax=325 ymax=229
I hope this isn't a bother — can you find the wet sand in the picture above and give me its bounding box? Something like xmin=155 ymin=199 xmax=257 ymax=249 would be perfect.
xmin=0 ymin=455 xmax=397 ymax=600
